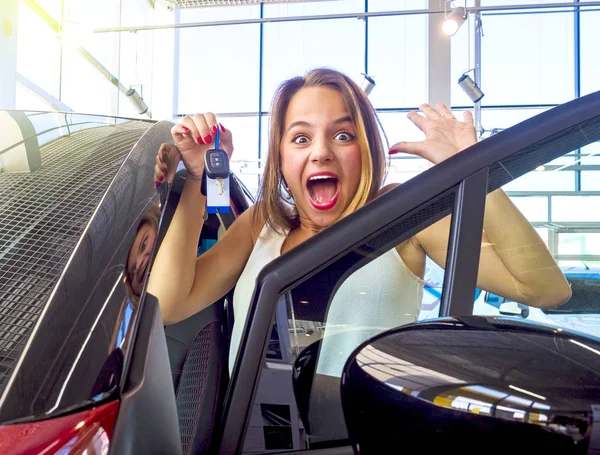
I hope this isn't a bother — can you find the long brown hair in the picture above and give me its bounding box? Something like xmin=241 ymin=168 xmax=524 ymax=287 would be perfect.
xmin=255 ymin=68 xmax=387 ymax=233
xmin=124 ymin=204 xmax=161 ymax=307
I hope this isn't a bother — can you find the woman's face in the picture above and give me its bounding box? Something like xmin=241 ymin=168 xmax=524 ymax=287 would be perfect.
xmin=127 ymin=222 xmax=157 ymax=297
xmin=280 ymin=86 xmax=362 ymax=230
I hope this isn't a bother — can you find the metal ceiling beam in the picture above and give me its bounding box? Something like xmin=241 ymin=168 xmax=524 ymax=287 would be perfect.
xmin=93 ymin=1 xmax=600 ymax=33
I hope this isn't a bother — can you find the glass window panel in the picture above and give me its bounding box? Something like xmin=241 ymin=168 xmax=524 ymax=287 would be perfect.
xmin=15 ymin=84 xmax=53 ymax=111
xmin=368 ymin=15 xmax=428 ymax=109
xmin=64 ymin=0 xmax=121 ymax=29
xmin=263 ymin=0 xmax=363 ymax=17
xmin=259 ymin=114 xmax=270 ymax=167
xmin=368 ymin=0 xmax=428 ymax=12
xmin=450 ymin=14 xmax=475 ymax=107
xmin=16 ymin=2 xmax=61 ymax=99
xmin=580 ymin=143 xmax=600 ymax=165
xmin=223 ymin=116 xmax=260 ymax=197
xmin=503 ymin=170 xmax=575 ymax=192
xmin=62 ymin=0 xmax=121 ymax=83
xmin=387 ymin=156 xmax=430 ymax=185
xmin=118 ymin=31 xmax=154 ymax=118
xmin=582 ymin=172 xmax=600 ymax=191
xmin=376 ymin=111 xmax=431 ymax=184
xmin=119 ymin=0 xmax=157 ymax=27
xmin=581 ymin=11 xmax=600 ymax=96
xmin=508 ymin=196 xmax=549 ymax=223
xmin=481 ymin=108 xmax=546 ymax=130
xmin=377 ymin=111 xmax=428 ymax=148
xmin=178 ymin=24 xmax=260 ymax=114
xmin=480 ymin=108 xmax=575 ymax=166
xmin=559 ymin=233 xmax=600 ymax=256
xmin=61 ymin=48 xmax=118 ymax=115
xmin=36 ymin=0 xmax=62 ymax=22
xmin=480 ymin=12 xmax=574 ymax=106
xmin=553 ymin=196 xmax=600 ymax=222
xmin=261 ymin=19 xmax=365 ymax=108
xmin=481 ymin=0 xmax=571 ymax=5
xmin=179 ymin=3 xmax=260 ymax=21
xmin=536 ymin=227 xmax=549 ymax=246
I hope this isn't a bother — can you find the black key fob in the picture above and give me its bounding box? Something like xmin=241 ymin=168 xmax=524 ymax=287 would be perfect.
xmin=204 ymin=149 xmax=230 ymax=179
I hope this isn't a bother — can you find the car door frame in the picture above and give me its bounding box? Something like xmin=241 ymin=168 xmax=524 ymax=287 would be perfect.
xmin=215 ymin=90 xmax=600 ymax=454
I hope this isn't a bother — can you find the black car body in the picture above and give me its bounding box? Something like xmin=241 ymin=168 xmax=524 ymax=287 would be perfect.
xmin=0 ymin=88 xmax=599 ymax=454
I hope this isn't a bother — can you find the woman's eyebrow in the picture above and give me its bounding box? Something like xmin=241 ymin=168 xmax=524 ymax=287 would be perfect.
xmin=333 ymin=115 xmax=352 ymax=125
xmin=284 ymin=120 xmax=311 ymax=135
xmin=284 ymin=116 xmax=352 ymax=135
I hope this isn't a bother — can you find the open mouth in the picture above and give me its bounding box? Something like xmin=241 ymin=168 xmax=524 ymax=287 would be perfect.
xmin=306 ymin=173 xmax=340 ymax=210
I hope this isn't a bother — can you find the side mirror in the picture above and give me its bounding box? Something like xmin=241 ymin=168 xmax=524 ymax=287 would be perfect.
xmin=340 ymin=316 xmax=600 ymax=454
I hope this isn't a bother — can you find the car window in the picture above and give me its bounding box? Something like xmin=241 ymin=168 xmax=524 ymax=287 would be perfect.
xmin=469 ymin=159 xmax=600 ymax=339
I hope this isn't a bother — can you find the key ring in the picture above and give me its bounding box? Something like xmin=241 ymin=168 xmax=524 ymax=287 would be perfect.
xmin=215 ymin=126 xmax=220 ymax=150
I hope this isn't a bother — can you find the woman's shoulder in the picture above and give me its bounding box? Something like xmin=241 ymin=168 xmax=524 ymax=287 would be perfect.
xmin=232 ymin=203 xmax=266 ymax=245
xmin=377 ymin=182 xmax=400 ymax=197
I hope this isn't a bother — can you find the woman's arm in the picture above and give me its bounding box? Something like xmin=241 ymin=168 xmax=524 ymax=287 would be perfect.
xmin=414 ymin=191 xmax=571 ymax=308
xmin=148 ymin=189 xmax=258 ymax=325
xmin=147 ymin=114 xmax=259 ymax=325
xmin=389 ymin=103 xmax=571 ymax=308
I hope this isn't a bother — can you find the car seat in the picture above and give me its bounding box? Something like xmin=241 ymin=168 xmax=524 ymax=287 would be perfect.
xmin=157 ymin=171 xmax=234 ymax=454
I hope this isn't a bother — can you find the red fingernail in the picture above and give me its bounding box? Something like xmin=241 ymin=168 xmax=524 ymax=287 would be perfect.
xmin=210 ymin=126 xmax=217 ymax=135
xmin=197 ymin=136 xmax=204 ymax=144
xmin=203 ymin=134 xmax=212 ymax=144
xmin=159 ymin=174 xmax=164 ymax=182
xmin=155 ymin=180 xmax=159 ymax=187
xmin=220 ymin=123 xmax=226 ymax=132
xmin=181 ymin=126 xmax=189 ymax=132
xmin=389 ymin=149 xmax=398 ymax=155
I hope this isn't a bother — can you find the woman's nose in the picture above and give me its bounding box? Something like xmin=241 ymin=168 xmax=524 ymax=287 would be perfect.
xmin=309 ymin=137 xmax=334 ymax=163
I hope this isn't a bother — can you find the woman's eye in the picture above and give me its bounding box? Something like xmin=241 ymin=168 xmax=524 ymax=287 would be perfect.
xmin=335 ymin=132 xmax=355 ymax=141
xmin=293 ymin=135 xmax=309 ymax=145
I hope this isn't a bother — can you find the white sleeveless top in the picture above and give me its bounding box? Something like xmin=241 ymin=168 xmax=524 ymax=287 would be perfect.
xmin=230 ymin=223 xmax=424 ymax=376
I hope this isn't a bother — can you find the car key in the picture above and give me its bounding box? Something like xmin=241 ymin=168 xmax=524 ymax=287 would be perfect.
xmin=204 ymin=148 xmax=229 ymax=195
xmin=203 ymin=127 xmax=230 ymax=214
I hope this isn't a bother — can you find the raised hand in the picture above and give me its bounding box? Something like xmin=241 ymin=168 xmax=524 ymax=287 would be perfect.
xmin=154 ymin=142 xmax=181 ymax=188
xmin=170 ymin=112 xmax=234 ymax=180
xmin=389 ymin=104 xmax=477 ymax=164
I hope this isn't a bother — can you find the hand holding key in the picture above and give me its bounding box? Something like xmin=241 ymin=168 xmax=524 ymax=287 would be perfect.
xmin=169 ymin=112 xmax=233 ymax=180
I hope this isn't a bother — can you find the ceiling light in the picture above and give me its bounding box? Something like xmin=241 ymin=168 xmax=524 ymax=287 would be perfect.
xmin=360 ymin=73 xmax=375 ymax=96
xmin=125 ymin=87 xmax=150 ymax=117
xmin=442 ymin=7 xmax=466 ymax=36
xmin=458 ymin=73 xmax=484 ymax=103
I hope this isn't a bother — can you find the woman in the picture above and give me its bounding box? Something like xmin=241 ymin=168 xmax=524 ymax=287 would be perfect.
xmin=148 ymin=68 xmax=571 ymax=373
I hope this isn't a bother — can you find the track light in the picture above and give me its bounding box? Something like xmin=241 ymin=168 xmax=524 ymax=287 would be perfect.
xmin=442 ymin=7 xmax=466 ymax=36
xmin=458 ymin=73 xmax=484 ymax=103
xmin=125 ymin=87 xmax=150 ymax=117
xmin=360 ymin=73 xmax=376 ymax=96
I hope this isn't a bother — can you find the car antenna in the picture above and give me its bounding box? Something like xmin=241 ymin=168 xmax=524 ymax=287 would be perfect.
xmin=582 ymin=261 xmax=590 ymax=270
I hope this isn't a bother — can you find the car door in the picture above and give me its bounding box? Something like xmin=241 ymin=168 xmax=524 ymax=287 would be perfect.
xmin=216 ymin=89 xmax=600 ymax=454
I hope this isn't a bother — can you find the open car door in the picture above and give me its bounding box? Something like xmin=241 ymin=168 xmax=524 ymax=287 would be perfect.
xmin=217 ymin=89 xmax=600 ymax=454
